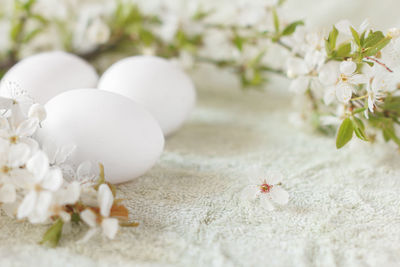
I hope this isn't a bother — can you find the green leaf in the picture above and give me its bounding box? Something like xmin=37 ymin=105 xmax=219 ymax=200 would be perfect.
xmin=22 ymin=28 xmax=42 ymax=43
xmin=335 ymin=42 xmax=352 ymax=58
xmin=352 ymin=117 xmax=368 ymax=141
xmin=281 ymin=20 xmax=304 ymax=36
xmin=363 ymin=36 xmax=391 ymax=57
xmin=363 ymin=31 xmax=385 ymax=48
xmin=40 ymin=219 xmax=64 ymax=248
xmin=272 ymin=8 xmax=279 ymax=33
xmin=336 ymin=117 xmax=354 ymax=149
xmin=352 ymin=107 xmax=367 ymax=114
xmin=232 ymin=33 xmax=244 ymax=51
xmin=327 ymin=26 xmax=338 ymax=51
xmin=350 ymin=27 xmax=361 ymax=47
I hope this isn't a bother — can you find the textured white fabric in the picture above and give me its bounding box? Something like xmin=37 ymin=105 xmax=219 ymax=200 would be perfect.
xmin=1 ymin=73 xmax=400 ymax=266
xmin=2 ymin=0 xmax=400 ymax=266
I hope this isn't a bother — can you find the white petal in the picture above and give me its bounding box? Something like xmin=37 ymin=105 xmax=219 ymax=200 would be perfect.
xmin=289 ymin=76 xmax=309 ymax=93
xmin=0 ymin=184 xmax=16 ymax=203
xmin=101 ymin=218 xmax=119 ymax=239
xmin=240 ymin=185 xmax=260 ymax=201
xmin=18 ymin=137 xmax=39 ymax=155
xmin=78 ymin=228 xmax=98 ymax=244
xmin=318 ymin=62 xmax=339 ymax=86
xmin=359 ymin=18 xmax=370 ymax=33
xmin=259 ymin=197 xmax=274 ymax=211
xmin=26 ymin=151 xmax=49 ymax=182
xmin=349 ymin=74 xmax=367 ymax=84
xmin=77 ymin=161 xmax=97 ymax=182
xmin=54 ymin=144 xmax=76 ymax=165
xmin=286 ymin=57 xmax=309 ymax=77
xmin=336 ymin=83 xmax=353 ymax=103
xmin=80 ymin=209 xmax=97 ymax=228
xmin=340 ymin=60 xmax=357 ymax=76
xmin=57 ymin=182 xmax=81 ymax=205
xmin=15 ymin=118 xmax=39 ymax=137
xmin=270 ymin=187 xmax=289 ymax=205
xmin=41 ymin=168 xmax=63 ymax=191
xmin=8 ymin=143 xmax=30 ymax=167
xmin=28 ymin=104 xmax=46 ymax=122
xmin=265 ymin=171 xmax=283 ymax=185
xmin=323 ymin=86 xmax=336 ymax=105
xmin=0 ymin=97 xmax=13 ymax=110
xmin=17 ymin=190 xmax=37 ymax=219
xmin=335 ymin=19 xmax=352 ymax=35
xmin=59 ymin=211 xmax=71 ymax=222
xmin=0 ymin=117 xmax=10 ymax=131
xmin=98 ymin=184 xmax=113 ymax=217
xmin=368 ymin=96 xmax=375 ymax=112
xmin=34 ymin=191 xmax=52 ymax=221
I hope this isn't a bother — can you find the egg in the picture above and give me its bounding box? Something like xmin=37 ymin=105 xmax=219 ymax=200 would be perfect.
xmin=0 ymin=51 xmax=98 ymax=104
xmin=98 ymin=56 xmax=196 ymax=136
xmin=36 ymin=89 xmax=164 ymax=184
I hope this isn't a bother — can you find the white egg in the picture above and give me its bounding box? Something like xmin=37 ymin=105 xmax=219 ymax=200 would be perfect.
xmin=0 ymin=51 xmax=98 ymax=104
xmin=36 ymin=89 xmax=164 ymax=184
xmin=98 ymin=55 xmax=196 ymax=136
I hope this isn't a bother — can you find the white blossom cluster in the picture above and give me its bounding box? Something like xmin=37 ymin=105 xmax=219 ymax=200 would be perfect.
xmin=0 ymin=84 xmax=127 ymax=244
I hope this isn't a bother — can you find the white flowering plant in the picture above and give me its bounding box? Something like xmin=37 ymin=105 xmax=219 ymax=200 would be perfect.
xmin=0 ymin=83 xmax=137 ymax=247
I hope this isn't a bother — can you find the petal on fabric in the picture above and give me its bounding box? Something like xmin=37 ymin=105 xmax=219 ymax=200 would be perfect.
xmin=240 ymin=185 xmax=260 ymax=201
xmin=0 ymin=184 xmax=16 ymax=203
xmin=265 ymin=171 xmax=283 ymax=185
xmin=26 ymin=151 xmax=49 ymax=183
xmin=270 ymin=187 xmax=289 ymax=205
xmin=17 ymin=190 xmax=37 ymax=219
xmin=15 ymin=117 xmax=39 ymax=137
xmin=340 ymin=60 xmax=357 ymax=76
xmin=8 ymin=143 xmax=30 ymax=168
xmin=102 ymin=218 xmax=119 ymax=239
xmin=41 ymin=168 xmax=63 ymax=191
xmin=77 ymin=228 xmax=98 ymax=244
xmin=98 ymin=184 xmax=113 ymax=217
xmin=80 ymin=209 xmax=97 ymax=228
xmin=336 ymin=83 xmax=353 ymax=103
xmin=259 ymin=197 xmax=274 ymax=211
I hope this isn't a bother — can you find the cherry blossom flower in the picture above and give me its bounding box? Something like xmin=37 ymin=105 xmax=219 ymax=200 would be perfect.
xmin=80 ymin=184 xmax=119 ymax=240
xmin=319 ymin=60 xmax=367 ymax=104
xmin=241 ymin=172 xmax=289 ymax=211
xmin=17 ymin=151 xmax=63 ymax=223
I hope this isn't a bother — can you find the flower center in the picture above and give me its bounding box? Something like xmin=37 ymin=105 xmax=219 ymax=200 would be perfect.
xmin=260 ymin=183 xmax=273 ymax=193
xmin=9 ymin=136 xmax=18 ymax=144
xmin=1 ymin=165 xmax=10 ymax=174
xmin=340 ymin=74 xmax=348 ymax=82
